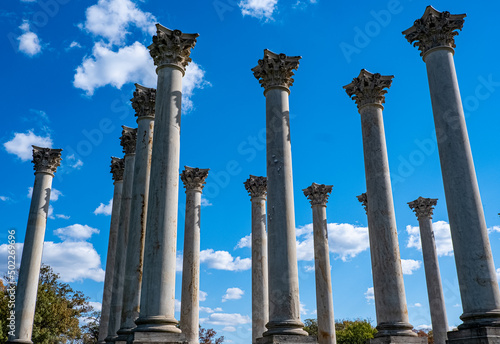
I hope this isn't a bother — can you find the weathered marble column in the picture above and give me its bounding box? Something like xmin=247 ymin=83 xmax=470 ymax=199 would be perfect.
xmin=244 ymin=176 xmax=269 ymax=344
xmin=116 ymin=85 xmax=156 ymax=343
xmin=98 ymin=157 xmax=125 ymax=344
xmin=344 ymin=71 xmax=422 ymax=343
xmin=133 ymin=25 xmax=198 ymax=343
xmin=106 ymin=126 xmax=137 ymax=342
xmin=303 ymin=183 xmax=336 ymax=344
xmin=179 ymin=167 xmax=209 ymax=344
xmin=408 ymin=197 xmax=448 ymax=344
xmin=7 ymin=146 xmax=61 ymax=344
xmin=403 ymin=7 xmax=500 ymax=338
xmin=252 ymin=50 xmax=313 ymax=344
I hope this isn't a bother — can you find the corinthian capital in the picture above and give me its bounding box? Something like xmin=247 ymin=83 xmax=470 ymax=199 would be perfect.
xmin=131 ymin=84 xmax=156 ymax=119
xmin=244 ymin=175 xmax=267 ymax=199
xmin=32 ymin=146 xmax=62 ymax=175
xmin=357 ymin=193 xmax=368 ymax=214
xmin=403 ymin=6 xmax=466 ymax=58
xmin=344 ymin=69 xmax=393 ymax=110
xmin=148 ymin=24 xmax=199 ymax=73
xmin=303 ymin=183 xmax=333 ymax=206
xmin=110 ymin=157 xmax=124 ymax=182
xmin=408 ymin=197 xmax=438 ymax=220
xmin=181 ymin=166 xmax=209 ymax=191
xmin=252 ymin=49 xmax=301 ymax=93
xmin=120 ymin=126 xmax=137 ymax=155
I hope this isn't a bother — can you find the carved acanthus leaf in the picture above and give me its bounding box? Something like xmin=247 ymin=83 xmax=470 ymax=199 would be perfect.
xmin=244 ymin=175 xmax=267 ymax=199
xmin=131 ymin=84 xmax=156 ymax=119
xmin=110 ymin=157 xmax=125 ymax=182
xmin=303 ymin=183 xmax=333 ymax=206
xmin=120 ymin=126 xmax=137 ymax=155
xmin=357 ymin=193 xmax=368 ymax=214
xmin=32 ymin=146 xmax=62 ymax=174
xmin=252 ymin=49 xmax=301 ymax=91
xmin=181 ymin=166 xmax=209 ymax=191
xmin=408 ymin=197 xmax=438 ymax=220
xmin=344 ymin=69 xmax=393 ymax=109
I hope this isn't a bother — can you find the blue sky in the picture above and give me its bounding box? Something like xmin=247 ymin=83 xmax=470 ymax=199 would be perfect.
xmin=1 ymin=0 xmax=500 ymax=342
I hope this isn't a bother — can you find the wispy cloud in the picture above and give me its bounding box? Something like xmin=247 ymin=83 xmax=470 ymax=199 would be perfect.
xmin=18 ymin=20 xmax=42 ymax=56
xmin=4 ymin=130 xmax=52 ymax=161
xmin=239 ymin=0 xmax=278 ymax=21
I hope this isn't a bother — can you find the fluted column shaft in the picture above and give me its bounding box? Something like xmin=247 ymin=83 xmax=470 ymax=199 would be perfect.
xmin=117 ymin=86 xmax=156 ymax=340
xmin=8 ymin=147 xmax=61 ymax=344
xmin=98 ymin=158 xmax=124 ymax=344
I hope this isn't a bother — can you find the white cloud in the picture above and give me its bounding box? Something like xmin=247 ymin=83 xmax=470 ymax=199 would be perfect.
xmin=48 ymin=205 xmax=54 ymax=219
xmin=4 ymin=130 xmax=52 ymax=161
xmin=202 ymin=313 xmax=251 ymax=326
xmin=496 ymin=268 xmax=500 ymax=283
xmin=406 ymin=221 xmax=453 ymax=257
xmin=239 ymin=0 xmax=278 ymax=21
xmin=182 ymin=63 xmax=210 ymax=112
xmin=489 ymin=226 xmax=500 ymax=234
xmin=234 ymin=234 xmax=251 ymax=250
xmin=89 ymin=301 xmax=102 ymax=311
xmin=200 ymin=249 xmax=251 ymax=271
xmin=54 ymin=224 xmax=100 ymax=241
xmin=365 ymin=287 xmax=374 ymax=302
xmin=200 ymin=290 xmax=208 ymax=302
xmin=68 ymin=41 xmax=82 ymax=49
xmin=304 ymin=265 xmax=315 ymax=272
xmin=300 ymin=302 xmax=308 ymax=315
xmin=415 ymin=324 xmax=432 ymax=331
xmin=94 ymin=199 xmax=113 ymax=216
xmin=67 ymin=154 xmax=84 ymax=169
xmin=296 ymin=223 xmax=370 ymax=262
xmin=82 ymin=0 xmax=156 ymax=45
xmin=176 ymin=253 xmax=183 ymax=272
xmin=222 ymin=287 xmax=244 ymax=302
xmin=401 ymin=259 xmax=422 ymax=275
xmin=175 ymin=299 xmax=181 ymax=312
xmin=0 ymin=196 xmax=10 ymax=201
xmin=200 ymin=306 xmax=223 ymax=314
xmin=201 ymin=195 xmax=213 ymax=207
xmin=414 ymin=303 xmax=422 ymax=307
xmin=18 ymin=20 xmax=42 ymax=56
xmin=56 ymin=214 xmax=70 ymax=220
xmin=48 ymin=188 xmax=63 ymax=201
xmin=223 ymin=326 xmax=236 ymax=332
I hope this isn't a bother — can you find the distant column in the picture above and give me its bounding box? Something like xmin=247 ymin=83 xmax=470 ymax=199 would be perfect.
xmin=180 ymin=167 xmax=209 ymax=344
xmin=403 ymin=7 xmax=500 ymax=336
xmin=303 ymin=183 xmax=336 ymax=344
xmin=408 ymin=197 xmax=448 ymax=344
xmin=117 ymin=84 xmax=156 ymax=342
xmin=134 ymin=25 xmax=198 ymax=343
xmin=252 ymin=49 xmax=313 ymax=343
xmin=98 ymin=157 xmax=125 ymax=344
xmin=106 ymin=126 xmax=137 ymax=342
xmin=344 ymin=70 xmax=421 ymax=343
xmin=244 ymin=175 xmax=269 ymax=344
xmin=7 ymin=146 xmax=62 ymax=344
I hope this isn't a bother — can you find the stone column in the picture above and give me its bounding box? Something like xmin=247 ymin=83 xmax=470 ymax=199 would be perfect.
xmin=98 ymin=157 xmax=125 ymax=344
xmin=344 ymin=71 xmax=422 ymax=343
xmin=244 ymin=176 xmax=269 ymax=344
xmin=408 ymin=197 xmax=448 ymax=344
xmin=252 ymin=49 xmax=313 ymax=343
xmin=179 ymin=167 xmax=209 ymax=344
xmin=133 ymin=25 xmax=198 ymax=343
xmin=116 ymin=85 xmax=156 ymax=342
xmin=106 ymin=126 xmax=137 ymax=342
xmin=403 ymin=7 xmax=500 ymax=339
xmin=303 ymin=183 xmax=336 ymax=344
xmin=7 ymin=146 xmax=61 ymax=344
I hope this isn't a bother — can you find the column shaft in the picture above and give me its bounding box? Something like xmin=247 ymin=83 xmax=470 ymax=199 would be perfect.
xmin=418 ymin=217 xmax=448 ymax=344
xmin=107 ymin=153 xmax=135 ymax=341
xmin=251 ymin=197 xmax=269 ymax=343
xmin=98 ymin=180 xmax=124 ymax=343
xmin=180 ymin=189 xmax=202 ymax=343
xmin=11 ymin=172 xmax=54 ymax=343
xmin=424 ymin=49 xmax=500 ymax=323
xmin=136 ymin=66 xmax=183 ymax=332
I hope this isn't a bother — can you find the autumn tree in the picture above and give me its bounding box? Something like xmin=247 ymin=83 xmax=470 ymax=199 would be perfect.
xmin=199 ymin=327 xmax=224 ymax=344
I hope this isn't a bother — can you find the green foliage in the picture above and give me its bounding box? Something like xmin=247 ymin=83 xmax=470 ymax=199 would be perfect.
xmin=303 ymin=318 xmax=377 ymax=344
xmin=0 ymin=264 xmax=96 ymax=344
xmin=199 ymin=327 xmax=224 ymax=344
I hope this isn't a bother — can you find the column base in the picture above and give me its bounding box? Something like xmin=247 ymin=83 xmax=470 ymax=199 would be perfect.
xmin=6 ymin=340 xmax=33 ymax=344
xmin=447 ymin=327 xmax=500 ymax=343
xmin=264 ymin=320 xmax=309 ymax=337
xmin=369 ymin=336 xmax=427 ymax=344
xmin=130 ymin=332 xmax=186 ymax=344
xmin=256 ymin=334 xmax=318 ymax=343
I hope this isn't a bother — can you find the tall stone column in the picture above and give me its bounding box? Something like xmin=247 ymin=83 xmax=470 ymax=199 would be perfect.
xmin=133 ymin=25 xmax=198 ymax=343
xmin=252 ymin=49 xmax=313 ymax=344
xmin=344 ymin=71 xmax=422 ymax=343
xmin=244 ymin=176 xmax=269 ymax=344
xmin=106 ymin=126 xmax=137 ymax=342
xmin=179 ymin=167 xmax=209 ymax=344
xmin=116 ymin=85 xmax=156 ymax=342
xmin=403 ymin=7 xmax=500 ymax=340
xmin=98 ymin=157 xmax=125 ymax=344
xmin=303 ymin=183 xmax=336 ymax=344
xmin=408 ymin=197 xmax=448 ymax=344
xmin=7 ymin=146 xmax=61 ymax=344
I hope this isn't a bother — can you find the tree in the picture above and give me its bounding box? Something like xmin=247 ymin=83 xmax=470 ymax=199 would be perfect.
xmin=303 ymin=318 xmax=377 ymax=344
xmin=199 ymin=327 xmax=224 ymax=344
xmin=81 ymin=311 xmax=101 ymax=344
xmin=0 ymin=264 xmax=96 ymax=344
